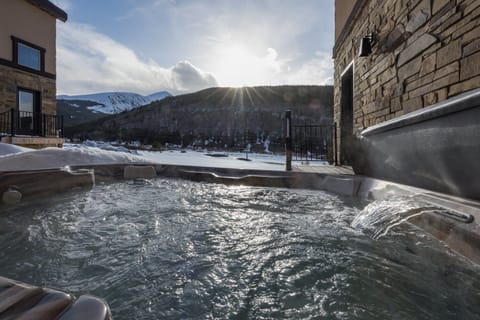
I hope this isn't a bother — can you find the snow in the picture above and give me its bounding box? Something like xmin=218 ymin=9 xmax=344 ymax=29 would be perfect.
xmin=0 ymin=143 xmax=148 ymax=171
xmin=81 ymin=140 xmax=133 ymax=153
xmin=0 ymin=143 xmax=32 ymax=156
xmin=86 ymin=105 xmax=106 ymax=113
xmin=57 ymin=91 xmax=171 ymax=114
xmin=0 ymin=141 xmax=327 ymax=173
xmin=146 ymin=91 xmax=171 ymax=102
xmin=138 ymin=150 xmax=285 ymax=171
xmin=263 ymin=138 xmax=272 ymax=154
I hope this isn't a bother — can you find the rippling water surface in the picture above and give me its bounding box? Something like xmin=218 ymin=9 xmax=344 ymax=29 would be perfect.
xmin=1 ymin=179 xmax=480 ymax=319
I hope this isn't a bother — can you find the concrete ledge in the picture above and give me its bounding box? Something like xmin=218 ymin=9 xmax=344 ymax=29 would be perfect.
xmin=68 ymin=163 xmax=360 ymax=196
xmin=123 ymin=165 xmax=156 ymax=179
xmin=0 ymin=168 xmax=94 ymax=204
xmin=1 ymin=136 xmax=64 ymax=148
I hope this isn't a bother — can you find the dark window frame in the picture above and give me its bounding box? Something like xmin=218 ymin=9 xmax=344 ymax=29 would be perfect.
xmin=11 ymin=36 xmax=46 ymax=72
xmin=16 ymin=87 xmax=42 ymax=136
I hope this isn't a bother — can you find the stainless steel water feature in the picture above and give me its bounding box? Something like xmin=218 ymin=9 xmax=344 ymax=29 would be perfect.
xmin=355 ymin=88 xmax=480 ymax=201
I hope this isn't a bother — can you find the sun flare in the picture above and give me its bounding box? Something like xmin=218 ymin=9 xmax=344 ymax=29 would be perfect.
xmin=209 ymin=43 xmax=282 ymax=87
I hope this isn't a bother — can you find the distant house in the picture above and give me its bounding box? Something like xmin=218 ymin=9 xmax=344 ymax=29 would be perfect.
xmin=333 ymin=0 xmax=480 ymax=165
xmin=0 ymin=0 xmax=67 ymax=148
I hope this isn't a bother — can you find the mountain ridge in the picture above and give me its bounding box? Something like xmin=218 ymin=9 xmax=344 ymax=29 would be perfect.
xmin=57 ymin=91 xmax=171 ymax=114
xmin=65 ymin=85 xmax=334 ymax=152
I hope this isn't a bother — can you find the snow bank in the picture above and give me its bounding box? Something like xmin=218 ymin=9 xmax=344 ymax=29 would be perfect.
xmin=0 ymin=147 xmax=150 ymax=172
xmin=0 ymin=143 xmax=32 ymax=157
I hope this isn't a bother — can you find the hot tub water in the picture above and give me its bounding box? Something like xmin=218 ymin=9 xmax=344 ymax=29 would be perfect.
xmin=1 ymin=179 xmax=479 ymax=319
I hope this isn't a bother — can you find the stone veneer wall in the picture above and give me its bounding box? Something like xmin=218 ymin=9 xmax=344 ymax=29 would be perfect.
xmin=333 ymin=0 xmax=480 ymax=159
xmin=0 ymin=64 xmax=56 ymax=115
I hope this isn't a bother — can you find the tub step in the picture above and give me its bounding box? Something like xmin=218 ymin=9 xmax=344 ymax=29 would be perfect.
xmin=0 ymin=277 xmax=110 ymax=319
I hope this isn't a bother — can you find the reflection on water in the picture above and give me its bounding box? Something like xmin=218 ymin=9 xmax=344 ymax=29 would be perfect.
xmin=1 ymin=179 xmax=479 ymax=319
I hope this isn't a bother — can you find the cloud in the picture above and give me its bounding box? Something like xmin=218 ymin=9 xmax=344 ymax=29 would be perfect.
xmin=56 ymin=22 xmax=218 ymax=95
xmin=143 ymin=0 xmax=334 ymax=87
xmin=284 ymin=52 xmax=334 ymax=86
xmin=160 ymin=0 xmax=332 ymax=56
xmin=171 ymin=61 xmax=217 ymax=91
xmin=55 ymin=1 xmax=333 ymax=96
xmin=206 ymin=44 xmax=332 ymax=87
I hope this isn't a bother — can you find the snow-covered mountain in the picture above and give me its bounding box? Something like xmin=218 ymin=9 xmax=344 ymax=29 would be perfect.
xmin=57 ymin=91 xmax=171 ymax=114
xmin=146 ymin=92 xmax=172 ymax=103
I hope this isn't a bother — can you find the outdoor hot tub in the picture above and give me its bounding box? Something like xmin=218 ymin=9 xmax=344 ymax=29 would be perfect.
xmin=1 ymin=177 xmax=480 ymax=319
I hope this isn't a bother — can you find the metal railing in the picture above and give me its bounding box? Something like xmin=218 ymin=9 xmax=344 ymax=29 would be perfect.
xmin=284 ymin=110 xmax=337 ymax=170
xmin=0 ymin=109 xmax=63 ymax=138
xmin=0 ymin=109 xmax=13 ymax=136
xmin=292 ymin=124 xmax=336 ymax=163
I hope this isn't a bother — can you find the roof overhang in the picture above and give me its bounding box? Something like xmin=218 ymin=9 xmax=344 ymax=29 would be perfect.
xmin=25 ymin=0 xmax=68 ymax=22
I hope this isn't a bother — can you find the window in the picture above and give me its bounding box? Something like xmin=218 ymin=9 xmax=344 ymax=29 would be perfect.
xmin=18 ymin=43 xmax=41 ymax=70
xmin=12 ymin=36 xmax=45 ymax=72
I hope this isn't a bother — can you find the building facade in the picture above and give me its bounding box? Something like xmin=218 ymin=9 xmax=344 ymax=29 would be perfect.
xmin=334 ymin=0 xmax=480 ymax=165
xmin=0 ymin=0 xmax=67 ymax=148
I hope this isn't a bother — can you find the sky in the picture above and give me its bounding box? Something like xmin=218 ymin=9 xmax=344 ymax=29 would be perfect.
xmin=52 ymin=0 xmax=334 ymax=96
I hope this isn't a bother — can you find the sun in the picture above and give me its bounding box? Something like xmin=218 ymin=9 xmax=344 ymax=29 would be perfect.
xmin=216 ymin=44 xmax=259 ymax=86
xmin=209 ymin=43 xmax=280 ymax=87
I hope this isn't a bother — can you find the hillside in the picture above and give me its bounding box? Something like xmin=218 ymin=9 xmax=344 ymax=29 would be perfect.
xmin=66 ymin=85 xmax=333 ymax=151
xmin=57 ymin=99 xmax=109 ymax=127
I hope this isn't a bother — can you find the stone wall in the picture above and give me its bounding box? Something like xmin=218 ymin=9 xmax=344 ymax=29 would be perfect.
xmin=0 ymin=64 xmax=56 ymax=115
xmin=333 ymin=0 xmax=480 ymax=160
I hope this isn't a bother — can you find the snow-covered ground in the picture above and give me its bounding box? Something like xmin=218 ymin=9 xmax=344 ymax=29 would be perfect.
xmin=0 ymin=144 xmax=31 ymax=157
xmin=138 ymin=150 xmax=285 ymax=171
xmin=0 ymin=141 xmax=327 ymax=172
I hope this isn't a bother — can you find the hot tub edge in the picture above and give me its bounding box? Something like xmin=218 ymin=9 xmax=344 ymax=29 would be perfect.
xmin=0 ymin=167 xmax=95 ymax=205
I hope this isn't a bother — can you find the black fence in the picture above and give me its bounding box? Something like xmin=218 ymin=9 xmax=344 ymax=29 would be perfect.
xmin=292 ymin=123 xmax=336 ymax=163
xmin=0 ymin=109 xmax=63 ymax=138
xmin=284 ymin=110 xmax=337 ymax=170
